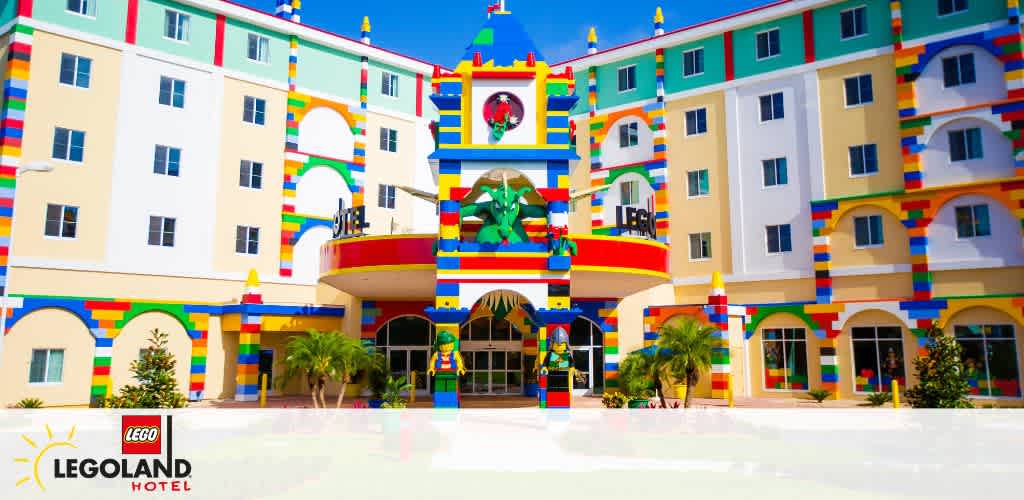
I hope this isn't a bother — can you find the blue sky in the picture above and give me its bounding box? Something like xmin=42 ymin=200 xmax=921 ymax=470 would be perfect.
xmin=231 ymin=0 xmax=779 ymax=66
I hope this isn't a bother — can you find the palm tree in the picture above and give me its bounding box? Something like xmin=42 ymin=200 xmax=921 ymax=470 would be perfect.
xmin=333 ymin=337 xmax=385 ymax=408
xmin=654 ymin=317 xmax=717 ymax=408
xmin=278 ymin=329 xmax=345 ymax=408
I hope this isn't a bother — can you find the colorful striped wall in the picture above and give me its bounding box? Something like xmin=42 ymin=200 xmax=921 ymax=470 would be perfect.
xmin=0 ymin=24 xmax=32 ymax=300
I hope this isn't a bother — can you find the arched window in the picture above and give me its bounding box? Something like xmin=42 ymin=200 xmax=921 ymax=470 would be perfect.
xmin=569 ymin=317 xmax=604 ymax=394
xmin=375 ymin=316 xmax=434 ymax=394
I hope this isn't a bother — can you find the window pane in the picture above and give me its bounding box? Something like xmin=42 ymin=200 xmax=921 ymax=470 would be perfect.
xmin=52 ymin=128 xmax=67 ymax=160
xmin=772 ymin=93 xmax=784 ymax=119
xmin=973 ymin=205 xmax=991 ymax=237
xmin=777 ymin=158 xmax=788 ymax=185
xmin=949 ymin=130 xmax=966 ymax=162
xmin=986 ymin=339 xmax=1021 ymax=397
xmin=966 ymin=128 xmax=983 ymax=159
xmin=62 ymin=207 xmax=78 ymax=238
xmin=235 ymin=226 xmax=246 ymax=253
xmin=687 ymin=171 xmax=698 ymax=196
xmin=942 ymin=57 xmax=959 ymax=87
xmin=60 ymin=54 xmax=76 ymax=85
xmin=959 ymin=54 xmax=975 ymax=85
xmin=29 ymin=350 xmax=48 ymax=383
xmin=870 ymin=215 xmax=884 ymax=245
xmin=955 ymin=206 xmax=974 ymax=238
xmin=864 ymin=144 xmax=878 ymax=173
xmin=757 ymin=32 xmax=768 ymax=58
xmin=69 ymin=131 xmax=85 ymax=162
xmin=699 ymin=170 xmax=709 ymax=194
xmin=844 ymin=77 xmax=858 ymax=105
xmin=854 ymin=217 xmax=870 ymax=246
xmin=763 ymin=160 xmax=775 ymax=186
xmin=767 ymin=226 xmax=779 ymax=253
xmin=46 ymin=350 xmax=65 ymax=383
xmin=759 ymin=95 xmax=772 ymax=121
xmin=780 ymin=224 xmax=792 ymax=252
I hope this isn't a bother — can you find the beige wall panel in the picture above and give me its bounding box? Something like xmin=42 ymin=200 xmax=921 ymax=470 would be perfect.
xmin=817 ymin=54 xmax=903 ymax=199
xmin=830 ymin=206 xmax=910 ymax=268
xmin=616 ymin=284 xmax=675 ymax=355
xmin=110 ymin=312 xmax=192 ymax=396
xmin=746 ymin=313 xmax=821 ymax=398
xmin=933 ymin=267 xmax=1024 ymax=297
xmin=832 ymin=272 xmax=912 ymax=302
xmin=836 ymin=309 xmax=918 ymax=399
xmin=0 ymin=308 xmax=94 ymax=407
xmin=728 ymin=315 xmax=748 ymax=397
xmin=213 ymin=77 xmax=287 ymax=275
xmin=16 ymin=32 xmax=123 ymax=262
xmin=664 ymin=92 xmax=732 ymax=277
xmin=569 ymin=125 xmax=591 ymax=233
xmin=676 ymin=277 xmax=815 ymax=306
xmin=364 ymin=113 xmax=418 ymax=235
xmin=255 ymin=332 xmax=308 ymax=396
xmin=202 ymin=317 xmax=227 ymax=399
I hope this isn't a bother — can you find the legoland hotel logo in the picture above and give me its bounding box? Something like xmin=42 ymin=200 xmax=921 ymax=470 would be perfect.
xmin=13 ymin=416 xmax=193 ymax=493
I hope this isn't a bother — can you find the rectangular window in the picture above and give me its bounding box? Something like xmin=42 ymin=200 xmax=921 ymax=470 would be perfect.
xmin=955 ymin=204 xmax=991 ymax=238
xmin=242 ymin=96 xmax=266 ymax=125
xmin=617 ymin=65 xmax=636 ymax=92
xmin=762 ymin=328 xmax=808 ymax=390
xmin=148 ymin=216 xmax=176 ymax=247
xmin=687 ymin=169 xmax=710 ymax=197
xmin=688 ymin=232 xmax=712 ymax=260
xmin=66 ymin=0 xmax=96 ymax=16
xmin=683 ymin=48 xmax=704 ymax=77
xmin=247 ymin=33 xmax=270 ymax=63
xmin=938 ymin=0 xmax=968 ymax=16
xmin=854 ymin=214 xmax=885 ymax=247
xmin=164 ymin=10 xmax=190 ymax=42
xmin=942 ymin=53 xmax=976 ymax=87
xmin=762 ymin=157 xmax=789 ymax=187
xmin=52 ymin=127 xmax=86 ymax=163
xmin=851 ymin=326 xmax=905 ymax=393
xmin=381 ymin=72 xmax=399 ymax=97
xmin=766 ymin=224 xmax=793 ymax=254
xmin=379 ymin=127 xmax=398 ymax=152
xmin=954 ymin=324 xmax=1020 ymax=398
xmin=759 ymin=92 xmax=784 ymax=122
xmin=378 ymin=184 xmax=396 ymax=209
xmin=44 ymin=204 xmax=78 ymax=239
xmin=840 ymin=6 xmax=868 ymax=40
xmin=235 ymin=226 xmax=260 ymax=255
xmin=948 ymin=127 xmax=983 ymax=162
xmin=152 ymin=145 xmax=181 ymax=177
xmin=844 ymin=74 xmax=874 ymax=106
xmin=239 ymin=160 xmax=263 ymax=189
xmin=159 ymin=76 xmax=186 ymax=108
xmin=29 ymin=349 xmax=64 ymax=384
xmin=685 ymin=108 xmax=708 ymax=136
xmin=618 ymin=122 xmax=639 ymax=148
xmin=849 ymin=143 xmax=879 ymax=175
xmin=59 ymin=53 xmax=92 ymax=88
xmin=620 ymin=180 xmax=640 ymax=206
xmin=756 ymin=29 xmax=781 ymax=60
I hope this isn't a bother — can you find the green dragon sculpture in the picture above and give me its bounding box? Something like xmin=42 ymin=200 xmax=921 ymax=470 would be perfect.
xmin=460 ymin=177 xmax=546 ymax=245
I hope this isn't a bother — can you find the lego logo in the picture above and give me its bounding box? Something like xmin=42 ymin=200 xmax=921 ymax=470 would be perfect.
xmin=124 ymin=426 xmax=160 ymax=443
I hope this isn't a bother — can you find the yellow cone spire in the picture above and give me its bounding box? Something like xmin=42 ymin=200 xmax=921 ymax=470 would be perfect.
xmin=711 ymin=271 xmax=725 ymax=294
xmin=654 ymin=7 xmax=664 ymax=24
xmin=361 ymin=16 xmax=371 ymax=33
xmin=246 ymin=268 xmax=260 ymax=288
xmin=587 ymin=27 xmax=598 ymax=44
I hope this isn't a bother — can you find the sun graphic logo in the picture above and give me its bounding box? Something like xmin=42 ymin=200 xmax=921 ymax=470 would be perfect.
xmin=14 ymin=424 xmax=78 ymax=492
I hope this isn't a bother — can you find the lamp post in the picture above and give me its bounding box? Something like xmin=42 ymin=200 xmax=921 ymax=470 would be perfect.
xmin=0 ymin=161 xmax=55 ymax=358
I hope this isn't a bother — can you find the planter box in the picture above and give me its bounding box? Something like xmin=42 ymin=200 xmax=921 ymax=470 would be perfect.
xmin=627 ymin=399 xmax=649 ymax=408
xmin=368 ymin=399 xmax=385 ymax=408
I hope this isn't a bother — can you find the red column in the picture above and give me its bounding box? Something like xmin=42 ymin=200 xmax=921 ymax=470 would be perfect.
xmin=125 ymin=0 xmax=139 ymax=44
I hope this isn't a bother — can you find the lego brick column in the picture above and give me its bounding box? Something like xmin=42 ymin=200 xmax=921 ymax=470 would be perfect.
xmin=85 ymin=300 xmax=130 ymax=406
xmin=543 ymin=322 xmax=570 ymax=409
xmin=0 ymin=25 xmax=33 ymax=299
xmin=810 ymin=200 xmax=836 ymax=304
xmin=235 ymin=270 xmax=263 ymax=402
xmin=651 ymin=48 xmax=670 ymax=243
xmin=186 ymin=311 xmax=210 ymax=401
xmin=708 ymin=273 xmax=730 ymax=399
xmin=818 ymin=337 xmax=839 ymax=396
xmin=597 ymin=301 xmax=619 ymax=389
xmin=902 ymin=199 xmax=933 ymax=301
xmin=424 ymin=308 xmax=470 ymax=408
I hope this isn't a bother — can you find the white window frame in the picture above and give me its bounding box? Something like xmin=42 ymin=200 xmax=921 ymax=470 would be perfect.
xmin=952 ymin=324 xmax=1021 ymax=400
xmin=686 ymin=169 xmax=710 ymax=198
xmin=235 ymin=225 xmax=260 ymax=256
xmin=758 ymin=92 xmax=785 ymax=123
xmin=153 ymin=144 xmax=182 ymax=177
xmin=164 ymin=10 xmax=191 ymax=43
xmin=761 ymin=157 xmax=788 ymax=188
xmin=617 ymin=65 xmax=637 ymax=93
xmin=937 ymin=0 xmax=969 ymax=18
xmin=844 ymin=74 xmax=874 ymax=108
xmin=381 ymin=71 xmax=399 ymax=98
xmin=58 ymin=53 xmax=92 ymax=89
xmin=51 ymin=127 xmax=86 ymax=163
xmin=158 ymin=76 xmax=186 ymax=109
xmin=618 ymin=122 xmax=639 ymax=148
xmin=65 ymin=0 xmax=97 ymax=18
xmin=148 ymin=216 xmax=176 ymax=247
xmin=954 ymin=204 xmax=991 ymax=240
xmin=240 ymin=160 xmax=263 ymax=190
xmin=684 ymin=107 xmax=708 ymax=137
xmin=760 ymin=328 xmax=808 ymax=392
xmin=948 ymin=127 xmax=983 ymax=162
xmin=942 ymin=53 xmax=976 ymax=88
xmin=379 ymin=127 xmax=398 ymax=153
xmin=688 ymin=232 xmax=712 ymax=261
xmin=378 ymin=184 xmax=397 ymax=210
xmin=853 ymin=214 xmax=885 ymax=249
xmin=839 ymin=5 xmax=869 ymax=41
xmin=44 ymin=204 xmax=78 ymax=240
xmin=247 ymin=33 xmax=270 ymax=63
xmin=243 ymin=96 xmax=266 ymax=126
xmin=765 ymin=224 xmax=793 ymax=254
xmin=849 ymin=326 xmax=906 ymax=395
xmin=849 ymin=143 xmax=879 ymax=177
xmin=28 ymin=348 xmax=65 ymax=385
xmin=755 ymin=28 xmax=781 ymax=61
xmin=682 ymin=47 xmax=705 ymax=78
xmin=620 ymin=180 xmax=640 ymax=206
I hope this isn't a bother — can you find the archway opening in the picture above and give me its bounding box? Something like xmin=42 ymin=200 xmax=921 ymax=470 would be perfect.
xmin=458 ymin=290 xmax=535 ymax=395
xmin=375 ymin=315 xmax=435 ymax=396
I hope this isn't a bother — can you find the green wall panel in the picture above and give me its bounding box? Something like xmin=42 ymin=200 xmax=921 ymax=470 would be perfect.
xmin=571 ymin=65 xmax=588 ymax=115
xmin=33 ymin=0 xmax=129 ymax=41
xmin=732 ymin=13 xmax=805 ymax=80
xmin=813 ymin=0 xmax=893 ymax=60
xmin=595 ymin=53 xmax=656 ymax=110
xmin=901 ymin=0 xmax=1006 ymax=42
xmin=664 ymin=35 xmax=726 ymax=94
xmin=137 ymin=0 xmax=216 ymax=65
xmin=222 ymin=18 xmax=289 ymax=83
xmin=297 ymin=39 xmax=360 ymax=102
xmin=0 ymin=0 xmax=18 ymax=27
xmin=367 ymin=60 xmax=416 ymax=116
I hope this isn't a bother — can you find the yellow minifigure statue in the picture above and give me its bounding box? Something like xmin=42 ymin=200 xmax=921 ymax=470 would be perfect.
xmin=428 ymin=330 xmax=465 ymax=407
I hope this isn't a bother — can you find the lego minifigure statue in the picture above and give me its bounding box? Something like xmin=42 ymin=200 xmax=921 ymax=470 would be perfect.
xmin=428 ymin=330 xmax=466 ymax=407
xmin=538 ymin=327 xmax=575 ymax=408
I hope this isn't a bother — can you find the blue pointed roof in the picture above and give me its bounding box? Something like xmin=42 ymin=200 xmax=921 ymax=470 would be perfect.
xmin=461 ymin=12 xmax=544 ymax=67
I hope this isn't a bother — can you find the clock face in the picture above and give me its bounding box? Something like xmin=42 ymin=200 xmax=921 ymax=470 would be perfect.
xmin=482 ymin=92 xmax=524 ymax=134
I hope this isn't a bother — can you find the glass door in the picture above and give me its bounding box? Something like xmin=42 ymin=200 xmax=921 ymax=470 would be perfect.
xmin=572 ymin=349 xmax=590 ymax=394
xmin=460 ymin=348 xmax=523 ymax=395
xmin=388 ymin=348 xmax=431 ymax=397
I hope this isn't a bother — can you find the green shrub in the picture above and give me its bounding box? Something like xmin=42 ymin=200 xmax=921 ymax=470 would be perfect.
xmin=601 ymin=392 xmax=629 ymax=408
xmin=103 ymin=329 xmax=187 ymax=409
xmin=865 ymin=392 xmax=893 ymax=407
xmin=807 ymin=389 xmax=831 ymax=403
xmin=14 ymin=397 xmax=44 ymax=408
xmin=905 ymin=323 xmax=973 ymax=408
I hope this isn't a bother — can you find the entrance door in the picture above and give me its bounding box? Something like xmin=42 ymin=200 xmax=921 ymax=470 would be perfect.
xmin=388 ymin=348 xmax=430 ymax=397
xmin=258 ymin=349 xmax=274 ymax=393
xmin=460 ymin=342 xmax=523 ymax=395
xmin=572 ymin=349 xmax=590 ymax=395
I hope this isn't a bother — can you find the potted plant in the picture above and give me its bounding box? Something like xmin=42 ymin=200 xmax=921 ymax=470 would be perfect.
xmin=619 ymin=351 xmax=655 ymax=408
xmin=381 ymin=375 xmax=414 ymax=408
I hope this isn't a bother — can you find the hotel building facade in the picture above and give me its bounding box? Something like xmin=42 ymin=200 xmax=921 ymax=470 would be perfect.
xmin=1 ymin=0 xmax=1022 ymax=406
